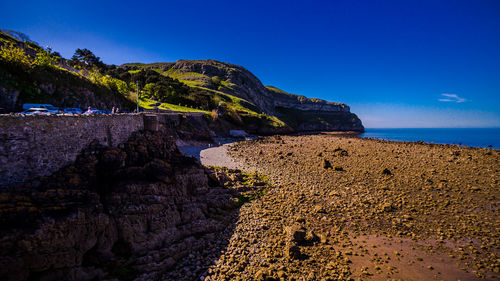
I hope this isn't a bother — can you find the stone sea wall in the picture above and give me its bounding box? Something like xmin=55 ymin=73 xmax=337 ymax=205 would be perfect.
xmin=0 ymin=114 xmax=143 ymax=186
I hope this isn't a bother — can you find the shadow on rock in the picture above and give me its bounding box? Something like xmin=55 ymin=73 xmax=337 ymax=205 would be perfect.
xmin=0 ymin=130 xmax=264 ymax=281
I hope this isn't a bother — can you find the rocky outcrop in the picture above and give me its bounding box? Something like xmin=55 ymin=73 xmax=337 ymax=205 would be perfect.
xmin=169 ymin=60 xmax=277 ymax=114
xmin=0 ymin=130 xmax=239 ymax=281
xmin=167 ymin=60 xmax=364 ymax=131
xmin=292 ymin=112 xmax=364 ymax=132
xmin=267 ymin=86 xmax=350 ymax=112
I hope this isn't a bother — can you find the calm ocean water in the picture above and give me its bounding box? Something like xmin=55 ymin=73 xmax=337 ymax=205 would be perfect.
xmin=359 ymin=128 xmax=500 ymax=149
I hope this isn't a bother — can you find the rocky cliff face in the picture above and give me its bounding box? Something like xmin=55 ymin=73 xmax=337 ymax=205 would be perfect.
xmin=266 ymin=86 xmax=350 ymax=112
xmin=166 ymin=60 xmax=364 ymax=131
xmin=169 ymin=60 xmax=277 ymax=114
xmin=0 ymin=130 xmax=239 ymax=281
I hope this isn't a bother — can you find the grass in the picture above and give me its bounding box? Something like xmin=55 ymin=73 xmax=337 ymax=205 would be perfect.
xmin=241 ymin=171 xmax=269 ymax=185
xmin=139 ymin=97 xmax=210 ymax=113
xmin=221 ymin=79 xmax=237 ymax=89
xmin=139 ymin=65 xmax=276 ymax=121
xmin=235 ymin=190 xmax=266 ymax=206
xmin=122 ymin=62 xmax=172 ymax=69
xmin=235 ymin=171 xmax=269 ymax=206
xmin=165 ymin=69 xmax=209 ymax=80
xmin=265 ymin=85 xmax=291 ymax=95
xmin=188 ymin=85 xmax=262 ymax=114
xmin=159 ymin=102 xmax=209 ymax=113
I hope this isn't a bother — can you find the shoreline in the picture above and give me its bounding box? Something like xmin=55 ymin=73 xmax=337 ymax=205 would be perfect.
xmin=203 ymin=133 xmax=499 ymax=280
xmin=358 ymin=128 xmax=500 ymax=150
xmin=354 ymin=135 xmax=499 ymax=150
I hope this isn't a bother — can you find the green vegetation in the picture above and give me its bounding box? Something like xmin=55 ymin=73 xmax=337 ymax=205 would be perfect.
xmin=110 ymin=62 xmax=288 ymax=131
xmin=0 ymin=30 xmax=361 ymax=132
xmin=0 ymin=43 xmax=31 ymax=66
xmin=265 ymin=85 xmax=290 ymax=95
xmin=235 ymin=190 xmax=266 ymax=206
xmin=207 ymin=167 xmax=270 ymax=206
xmin=33 ymin=49 xmax=58 ymax=68
xmin=241 ymin=171 xmax=269 ymax=185
xmin=139 ymin=97 xmax=209 ymax=113
xmin=0 ymin=32 xmax=134 ymax=110
xmin=235 ymin=171 xmax=269 ymax=206
xmin=70 ymin=48 xmax=104 ymax=69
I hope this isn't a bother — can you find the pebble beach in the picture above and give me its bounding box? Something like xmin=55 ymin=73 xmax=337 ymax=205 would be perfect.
xmin=200 ymin=133 xmax=499 ymax=280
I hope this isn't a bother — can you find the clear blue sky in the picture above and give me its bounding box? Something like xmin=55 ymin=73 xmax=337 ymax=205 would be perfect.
xmin=2 ymin=0 xmax=499 ymax=128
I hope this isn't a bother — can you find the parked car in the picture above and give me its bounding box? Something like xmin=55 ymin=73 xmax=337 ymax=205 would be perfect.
xmin=19 ymin=108 xmax=50 ymax=115
xmin=22 ymin=104 xmax=60 ymax=114
xmin=63 ymin=108 xmax=83 ymax=114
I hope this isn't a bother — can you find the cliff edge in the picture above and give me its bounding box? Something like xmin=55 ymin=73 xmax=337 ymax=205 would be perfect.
xmin=159 ymin=59 xmax=364 ymax=132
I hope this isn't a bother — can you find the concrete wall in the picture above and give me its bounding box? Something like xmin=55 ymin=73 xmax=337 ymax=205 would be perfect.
xmin=0 ymin=114 xmax=144 ymax=186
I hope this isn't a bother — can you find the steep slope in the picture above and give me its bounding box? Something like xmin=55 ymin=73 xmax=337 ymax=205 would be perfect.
xmin=164 ymin=60 xmax=277 ymax=114
xmin=0 ymin=31 xmax=135 ymax=112
xmin=0 ymin=62 xmax=135 ymax=112
xmin=158 ymin=59 xmax=364 ymax=131
xmin=266 ymin=86 xmax=364 ymax=131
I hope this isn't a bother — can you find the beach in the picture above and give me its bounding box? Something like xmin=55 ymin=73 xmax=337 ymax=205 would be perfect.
xmin=201 ymin=133 xmax=499 ymax=280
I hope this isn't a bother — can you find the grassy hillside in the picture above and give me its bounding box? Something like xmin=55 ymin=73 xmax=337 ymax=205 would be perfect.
xmin=0 ymin=30 xmax=363 ymax=133
xmin=0 ymin=61 xmax=135 ymax=111
xmin=117 ymin=61 xmax=288 ymax=132
xmin=0 ymin=32 xmax=135 ymax=111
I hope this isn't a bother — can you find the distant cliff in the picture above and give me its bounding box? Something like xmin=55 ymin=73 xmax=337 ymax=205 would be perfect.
xmin=266 ymin=85 xmax=364 ymax=131
xmin=156 ymin=59 xmax=364 ymax=132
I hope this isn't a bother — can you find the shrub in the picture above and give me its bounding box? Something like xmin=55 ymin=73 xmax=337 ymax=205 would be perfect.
xmin=0 ymin=43 xmax=31 ymax=66
xmin=211 ymin=75 xmax=221 ymax=86
xmin=34 ymin=50 xmax=57 ymax=68
xmin=100 ymin=75 xmax=131 ymax=97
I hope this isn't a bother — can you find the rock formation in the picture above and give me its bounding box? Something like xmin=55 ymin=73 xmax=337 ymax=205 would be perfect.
xmin=168 ymin=60 xmax=277 ymax=115
xmin=164 ymin=59 xmax=364 ymax=131
xmin=0 ymin=130 xmax=239 ymax=280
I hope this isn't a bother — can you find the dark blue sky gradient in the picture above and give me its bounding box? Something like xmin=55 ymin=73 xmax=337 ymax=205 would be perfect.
xmin=2 ymin=0 xmax=499 ymax=127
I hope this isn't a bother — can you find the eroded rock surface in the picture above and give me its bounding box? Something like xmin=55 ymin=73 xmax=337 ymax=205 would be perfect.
xmin=0 ymin=131 xmax=248 ymax=281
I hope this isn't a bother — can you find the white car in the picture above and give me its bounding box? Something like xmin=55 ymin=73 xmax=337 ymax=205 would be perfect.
xmin=22 ymin=104 xmax=60 ymax=114
xmin=20 ymin=108 xmax=50 ymax=115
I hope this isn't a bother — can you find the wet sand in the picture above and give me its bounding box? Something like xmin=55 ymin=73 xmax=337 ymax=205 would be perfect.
xmin=202 ymin=134 xmax=499 ymax=280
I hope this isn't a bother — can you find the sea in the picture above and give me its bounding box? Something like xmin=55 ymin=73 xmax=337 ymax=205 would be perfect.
xmin=359 ymin=128 xmax=500 ymax=149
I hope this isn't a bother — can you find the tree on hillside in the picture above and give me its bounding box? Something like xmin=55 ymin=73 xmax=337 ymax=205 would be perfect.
xmin=70 ymin=48 xmax=104 ymax=69
xmin=34 ymin=49 xmax=58 ymax=68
